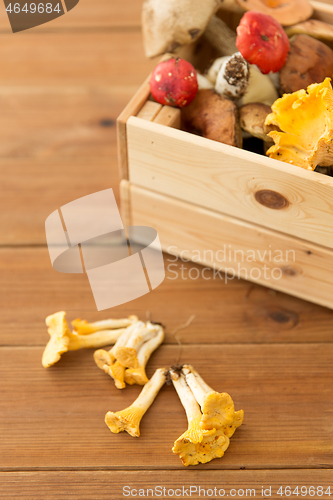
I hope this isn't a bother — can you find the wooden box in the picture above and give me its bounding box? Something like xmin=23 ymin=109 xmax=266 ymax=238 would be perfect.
xmin=118 ymin=1 xmax=333 ymax=310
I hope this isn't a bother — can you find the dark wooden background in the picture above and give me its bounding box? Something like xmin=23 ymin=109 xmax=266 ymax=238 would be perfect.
xmin=1 ymin=0 xmax=333 ymax=498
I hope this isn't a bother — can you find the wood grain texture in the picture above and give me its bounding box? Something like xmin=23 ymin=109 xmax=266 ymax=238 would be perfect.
xmin=127 ymin=117 xmax=333 ymax=250
xmin=2 ymin=470 xmax=333 ymax=499
xmin=0 ymin=32 xmax=155 ymax=87
xmin=2 ymin=247 xmax=333 ymax=347
xmin=1 ymin=344 xmax=333 ymax=470
xmin=125 ymin=182 xmax=333 ymax=310
xmin=0 ymin=0 xmax=144 ymax=32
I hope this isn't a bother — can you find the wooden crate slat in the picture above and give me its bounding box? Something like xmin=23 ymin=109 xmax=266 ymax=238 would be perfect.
xmin=125 ymin=181 xmax=333 ymax=310
xmin=1 ymin=344 xmax=333 ymax=469
xmin=127 ymin=117 xmax=333 ymax=250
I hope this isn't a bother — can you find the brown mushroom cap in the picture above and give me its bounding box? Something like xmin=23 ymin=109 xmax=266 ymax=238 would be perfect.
xmin=239 ymin=103 xmax=279 ymax=141
xmin=285 ymin=19 xmax=333 ymax=42
xmin=280 ymin=34 xmax=333 ymax=94
xmin=235 ymin=0 xmax=313 ymax=26
xmin=182 ymin=89 xmax=242 ymax=148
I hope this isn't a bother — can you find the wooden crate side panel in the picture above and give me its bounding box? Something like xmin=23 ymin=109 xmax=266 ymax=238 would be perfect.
xmin=125 ymin=182 xmax=333 ymax=310
xmin=127 ymin=117 xmax=333 ymax=250
xmin=117 ymin=75 xmax=152 ymax=180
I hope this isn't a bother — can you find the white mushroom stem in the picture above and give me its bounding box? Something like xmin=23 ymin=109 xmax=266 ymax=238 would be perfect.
xmin=111 ymin=321 xmax=145 ymax=357
xmin=124 ymin=327 xmax=165 ymax=385
xmin=137 ymin=326 xmax=164 ymax=367
xmin=181 ymin=366 xmax=209 ymax=406
xmin=215 ymin=53 xmax=249 ymax=99
xmin=204 ymin=16 xmax=237 ymax=56
xmin=183 ymin=365 xmax=213 ymax=393
xmin=125 ymin=322 xmax=160 ymax=351
xmin=68 ymin=328 xmax=127 ymax=350
xmin=93 ymin=322 xmax=144 ymax=371
xmin=182 ymin=365 xmax=236 ymax=430
xmin=115 ymin=322 xmax=161 ymax=368
xmin=71 ymin=315 xmax=138 ymax=334
xmin=170 ymin=369 xmax=203 ymax=428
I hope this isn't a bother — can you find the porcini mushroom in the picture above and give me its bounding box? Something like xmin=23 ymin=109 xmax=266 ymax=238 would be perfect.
xmin=105 ymin=368 xmax=167 ymax=437
xmin=236 ymin=11 xmax=290 ymax=75
xmin=142 ymin=0 xmax=237 ymax=59
xmin=239 ymin=103 xmax=278 ymax=142
xmin=170 ymin=368 xmax=230 ymax=466
xmin=124 ymin=326 xmax=165 ymax=386
xmin=182 ymin=365 xmax=237 ymax=431
xmin=235 ymin=0 xmax=313 ymax=27
xmin=71 ymin=315 xmax=138 ymax=335
xmin=279 ymin=35 xmax=333 ymax=94
xmin=265 ymin=78 xmax=333 ymax=170
xmin=285 ymin=19 xmax=333 ymax=42
xmin=42 ymin=312 xmax=127 ymax=368
xmin=182 ymin=89 xmax=242 ymax=148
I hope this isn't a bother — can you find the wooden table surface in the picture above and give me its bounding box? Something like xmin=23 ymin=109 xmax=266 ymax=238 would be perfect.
xmin=1 ymin=1 xmax=333 ymax=498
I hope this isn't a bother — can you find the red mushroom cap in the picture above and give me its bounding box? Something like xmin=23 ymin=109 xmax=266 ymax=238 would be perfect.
xmin=236 ymin=11 xmax=290 ymax=74
xmin=149 ymin=58 xmax=198 ymax=108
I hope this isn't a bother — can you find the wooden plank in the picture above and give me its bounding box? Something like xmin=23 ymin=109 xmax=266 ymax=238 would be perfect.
xmin=0 ymin=32 xmax=155 ymax=87
xmin=137 ymin=101 xmax=162 ymax=121
xmin=2 ymin=470 xmax=333 ymax=499
xmin=153 ymin=106 xmax=181 ymax=128
xmin=2 ymin=247 xmax=333 ymax=346
xmin=117 ymin=76 xmax=152 ymax=180
xmin=1 ymin=344 xmax=333 ymax=469
xmin=117 ymin=54 xmax=172 ymax=181
xmin=0 ymin=84 xmax=139 ymax=245
xmin=126 ymin=182 xmax=333 ymax=310
xmin=127 ymin=117 xmax=333 ymax=250
xmin=0 ymin=0 xmax=143 ymax=32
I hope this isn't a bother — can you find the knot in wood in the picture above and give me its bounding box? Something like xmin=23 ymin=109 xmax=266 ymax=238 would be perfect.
xmin=254 ymin=189 xmax=289 ymax=209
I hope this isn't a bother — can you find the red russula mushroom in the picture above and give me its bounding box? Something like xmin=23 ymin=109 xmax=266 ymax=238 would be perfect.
xmin=236 ymin=11 xmax=290 ymax=74
xmin=149 ymin=58 xmax=198 ymax=108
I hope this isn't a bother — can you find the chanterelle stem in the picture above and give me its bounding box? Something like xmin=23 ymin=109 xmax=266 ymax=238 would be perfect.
xmin=105 ymin=368 xmax=167 ymax=437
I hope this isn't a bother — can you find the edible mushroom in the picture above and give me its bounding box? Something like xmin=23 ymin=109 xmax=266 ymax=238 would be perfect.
xmin=182 ymin=89 xmax=242 ymax=148
xmin=142 ymin=0 xmax=237 ymax=59
xmin=170 ymin=368 xmax=230 ymax=466
xmin=71 ymin=315 xmax=138 ymax=335
xmin=42 ymin=312 xmax=126 ymax=368
xmin=280 ymin=34 xmax=333 ymax=94
xmin=105 ymin=368 xmax=167 ymax=437
xmin=265 ymin=78 xmax=333 ymax=170
xmin=236 ymin=11 xmax=290 ymax=74
xmin=235 ymin=0 xmax=313 ymax=26
xmin=182 ymin=365 xmax=238 ymax=431
xmin=239 ymin=103 xmax=278 ymax=141
xmin=125 ymin=326 xmax=165 ymax=386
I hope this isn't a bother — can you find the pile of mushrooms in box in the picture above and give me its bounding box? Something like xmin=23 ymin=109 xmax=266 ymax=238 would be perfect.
xmin=43 ymin=312 xmax=243 ymax=466
xmin=143 ymin=0 xmax=333 ymax=173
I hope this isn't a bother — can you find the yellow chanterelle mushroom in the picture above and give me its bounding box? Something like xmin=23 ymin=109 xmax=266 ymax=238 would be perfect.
xmin=170 ymin=368 xmax=230 ymax=466
xmin=265 ymin=78 xmax=333 ymax=170
xmin=105 ymin=368 xmax=167 ymax=437
xmin=42 ymin=311 xmax=127 ymax=368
